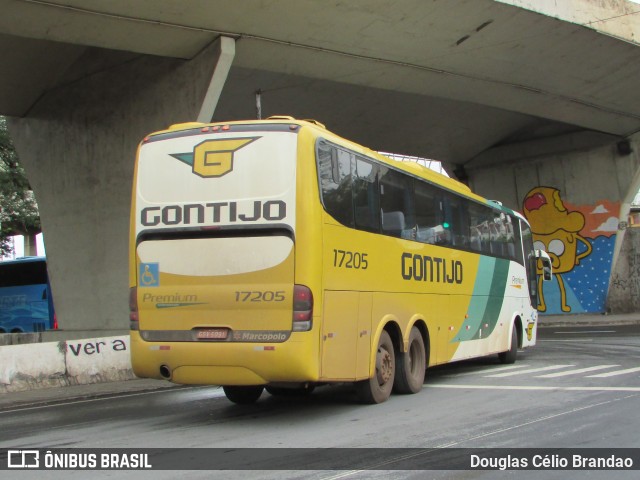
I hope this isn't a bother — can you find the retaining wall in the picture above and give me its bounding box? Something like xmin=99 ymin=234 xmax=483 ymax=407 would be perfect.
xmin=0 ymin=335 xmax=134 ymax=393
xmin=608 ymin=227 xmax=640 ymax=313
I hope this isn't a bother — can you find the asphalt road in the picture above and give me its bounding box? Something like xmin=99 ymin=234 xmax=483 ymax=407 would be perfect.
xmin=2 ymin=324 xmax=640 ymax=479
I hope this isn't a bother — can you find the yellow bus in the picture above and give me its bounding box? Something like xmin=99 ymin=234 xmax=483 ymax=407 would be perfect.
xmin=129 ymin=116 xmax=551 ymax=404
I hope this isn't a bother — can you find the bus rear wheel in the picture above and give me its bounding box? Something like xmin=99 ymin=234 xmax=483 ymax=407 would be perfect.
xmin=498 ymin=325 xmax=518 ymax=364
xmin=356 ymin=330 xmax=395 ymax=404
xmin=223 ymin=385 xmax=264 ymax=405
xmin=394 ymin=327 xmax=426 ymax=394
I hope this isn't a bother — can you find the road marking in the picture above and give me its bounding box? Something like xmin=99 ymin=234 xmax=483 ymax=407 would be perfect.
xmin=587 ymin=366 xmax=640 ymax=378
xmin=447 ymin=364 xmax=530 ymax=377
xmin=553 ymin=330 xmax=616 ymax=334
xmin=427 ymin=384 xmax=640 ymax=392
xmin=484 ymin=364 xmax=574 ymax=377
xmin=471 ymin=364 xmax=530 ymax=373
xmin=535 ymin=365 xmax=620 ymax=378
xmin=537 ymin=339 xmax=594 ymax=342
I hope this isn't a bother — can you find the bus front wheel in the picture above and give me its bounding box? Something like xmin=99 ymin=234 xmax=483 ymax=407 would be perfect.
xmin=356 ymin=330 xmax=395 ymax=404
xmin=498 ymin=325 xmax=518 ymax=364
xmin=223 ymin=385 xmax=264 ymax=405
xmin=393 ymin=327 xmax=426 ymax=394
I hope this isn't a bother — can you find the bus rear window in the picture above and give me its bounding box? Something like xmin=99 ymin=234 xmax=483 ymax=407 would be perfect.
xmin=0 ymin=261 xmax=48 ymax=288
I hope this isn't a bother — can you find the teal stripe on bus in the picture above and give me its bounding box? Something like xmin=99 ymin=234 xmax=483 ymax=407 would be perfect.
xmin=474 ymin=258 xmax=510 ymax=339
xmin=453 ymin=256 xmax=510 ymax=342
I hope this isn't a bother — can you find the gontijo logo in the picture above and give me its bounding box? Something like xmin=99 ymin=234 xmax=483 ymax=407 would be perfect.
xmin=170 ymin=137 xmax=259 ymax=178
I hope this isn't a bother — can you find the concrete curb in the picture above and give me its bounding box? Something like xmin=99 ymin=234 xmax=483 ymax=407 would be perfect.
xmin=0 ymin=378 xmax=183 ymax=411
xmin=538 ymin=313 xmax=640 ymax=327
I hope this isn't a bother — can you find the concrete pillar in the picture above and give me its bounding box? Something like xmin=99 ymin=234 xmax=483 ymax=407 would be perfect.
xmin=608 ymin=227 xmax=640 ymax=313
xmin=7 ymin=39 xmax=229 ymax=337
xmin=23 ymin=234 xmax=37 ymax=257
xmin=467 ymin=131 xmax=640 ymax=314
xmin=197 ymin=36 xmax=236 ymax=123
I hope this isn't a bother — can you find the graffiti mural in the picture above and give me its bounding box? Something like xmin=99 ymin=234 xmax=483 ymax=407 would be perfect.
xmin=522 ymin=187 xmax=619 ymax=314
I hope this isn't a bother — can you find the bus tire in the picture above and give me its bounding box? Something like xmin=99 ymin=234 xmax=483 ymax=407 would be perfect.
xmin=393 ymin=327 xmax=426 ymax=394
xmin=498 ymin=325 xmax=518 ymax=364
xmin=223 ymin=385 xmax=264 ymax=405
xmin=355 ymin=330 xmax=395 ymax=404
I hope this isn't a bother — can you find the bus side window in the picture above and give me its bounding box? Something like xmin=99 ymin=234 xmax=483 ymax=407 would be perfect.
xmin=511 ymin=215 xmax=523 ymax=264
xmin=414 ymin=181 xmax=442 ymax=244
xmin=443 ymin=193 xmax=468 ymax=248
xmin=468 ymin=204 xmax=520 ymax=260
xmin=353 ymin=156 xmax=380 ymax=233
xmin=469 ymin=202 xmax=491 ymax=254
xmin=317 ymin=141 xmax=354 ymax=227
xmin=379 ymin=167 xmax=414 ymax=238
xmin=490 ymin=214 xmax=514 ymax=258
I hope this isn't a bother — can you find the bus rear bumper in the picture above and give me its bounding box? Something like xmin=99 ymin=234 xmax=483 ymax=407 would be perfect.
xmin=172 ymin=365 xmax=267 ymax=385
xmin=130 ymin=331 xmax=319 ymax=386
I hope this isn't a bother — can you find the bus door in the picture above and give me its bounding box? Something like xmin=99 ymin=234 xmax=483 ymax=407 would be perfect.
xmin=320 ymin=291 xmax=371 ymax=380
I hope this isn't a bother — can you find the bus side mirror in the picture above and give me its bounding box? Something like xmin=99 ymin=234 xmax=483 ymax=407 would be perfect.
xmin=535 ymin=250 xmax=552 ymax=281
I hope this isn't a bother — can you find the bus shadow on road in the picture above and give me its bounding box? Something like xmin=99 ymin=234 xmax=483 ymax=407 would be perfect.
xmin=425 ymin=351 xmax=534 ymax=381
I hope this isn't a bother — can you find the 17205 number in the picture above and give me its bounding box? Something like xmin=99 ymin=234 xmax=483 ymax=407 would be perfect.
xmin=235 ymin=291 xmax=285 ymax=302
xmin=333 ymin=249 xmax=369 ymax=269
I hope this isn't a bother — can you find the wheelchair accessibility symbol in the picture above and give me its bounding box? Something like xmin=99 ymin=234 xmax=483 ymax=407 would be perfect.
xmin=140 ymin=263 xmax=159 ymax=287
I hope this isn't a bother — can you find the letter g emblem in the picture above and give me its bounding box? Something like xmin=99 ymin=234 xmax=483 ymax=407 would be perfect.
xmin=192 ymin=138 xmax=257 ymax=178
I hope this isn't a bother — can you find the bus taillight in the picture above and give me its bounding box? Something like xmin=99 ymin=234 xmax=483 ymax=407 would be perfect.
xmin=292 ymin=284 xmax=313 ymax=332
xmin=53 ymin=313 xmax=58 ymax=330
xmin=129 ymin=287 xmax=139 ymax=330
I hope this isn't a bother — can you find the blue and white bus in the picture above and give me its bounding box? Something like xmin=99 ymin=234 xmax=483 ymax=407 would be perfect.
xmin=0 ymin=257 xmax=57 ymax=333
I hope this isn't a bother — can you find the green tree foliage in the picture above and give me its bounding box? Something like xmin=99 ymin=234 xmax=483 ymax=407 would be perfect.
xmin=0 ymin=116 xmax=40 ymax=256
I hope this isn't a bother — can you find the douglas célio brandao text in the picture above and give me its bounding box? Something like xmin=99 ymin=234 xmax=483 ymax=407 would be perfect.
xmin=470 ymin=453 xmax=634 ymax=470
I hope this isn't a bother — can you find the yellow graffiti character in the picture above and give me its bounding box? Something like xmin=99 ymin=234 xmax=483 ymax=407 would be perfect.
xmin=523 ymin=187 xmax=592 ymax=312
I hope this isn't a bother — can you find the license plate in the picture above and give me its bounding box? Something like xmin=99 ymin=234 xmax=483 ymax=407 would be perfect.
xmin=196 ymin=328 xmax=228 ymax=340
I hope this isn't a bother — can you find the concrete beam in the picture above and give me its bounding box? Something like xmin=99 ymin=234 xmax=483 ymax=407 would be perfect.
xmin=465 ymin=131 xmax=622 ymax=170
xmin=500 ymin=0 xmax=640 ymax=45
xmin=197 ymin=36 xmax=236 ymax=123
xmin=0 ymin=0 xmax=216 ymax=58
xmin=3 ymin=0 xmax=640 ymax=142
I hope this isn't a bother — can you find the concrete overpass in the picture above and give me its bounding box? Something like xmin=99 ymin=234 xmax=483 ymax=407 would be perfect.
xmin=1 ymin=0 xmax=640 ymax=337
